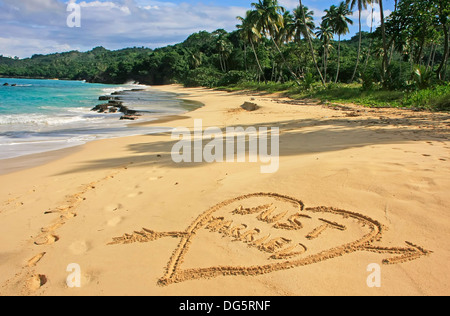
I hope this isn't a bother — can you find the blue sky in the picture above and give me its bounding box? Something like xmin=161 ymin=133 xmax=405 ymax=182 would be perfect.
xmin=0 ymin=0 xmax=396 ymax=58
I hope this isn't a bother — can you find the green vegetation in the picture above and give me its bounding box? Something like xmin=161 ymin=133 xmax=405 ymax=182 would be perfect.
xmin=221 ymin=81 xmax=450 ymax=111
xmin=219 ymin=81 xmax=404 ymax=107
xmin=403 ymin=83 xmax=450 ymax=111
xmin=1 ymin=0 xmax=449 ymax=111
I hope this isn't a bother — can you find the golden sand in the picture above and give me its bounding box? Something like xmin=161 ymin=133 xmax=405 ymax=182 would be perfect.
xmin=0 ymin=85 xmax=449 ymax=295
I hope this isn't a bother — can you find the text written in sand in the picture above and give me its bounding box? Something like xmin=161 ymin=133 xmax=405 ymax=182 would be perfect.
xmin=109 ymin=193 xmax=432 ymax=286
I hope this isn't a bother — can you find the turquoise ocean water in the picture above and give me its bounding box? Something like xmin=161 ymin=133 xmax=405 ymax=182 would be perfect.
xmin=0 ymin=78 xmax=194 ymax=160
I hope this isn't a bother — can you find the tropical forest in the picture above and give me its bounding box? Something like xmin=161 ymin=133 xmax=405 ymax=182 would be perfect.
xmin=1 ymin=0 xmax=449 ymax=111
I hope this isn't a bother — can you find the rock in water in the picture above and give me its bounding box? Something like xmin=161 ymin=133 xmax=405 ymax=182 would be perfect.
xmin=120 ymin=115 xmax=138 ymax=121
xmin=99 ymin=96 xmax=116 ymax=101
xmin=91 ymin=104 xmax=110 ymax=113
xmin=108 ymin=100 xmax=123 ymax=107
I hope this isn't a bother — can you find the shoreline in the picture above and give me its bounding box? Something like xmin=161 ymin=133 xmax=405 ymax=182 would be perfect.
xmin=0 ymin=84 xmax=203 ymax=175
xmin=0 ymin=84 xmax=448 ymax=296
xmin=0 ymin=113 xmax=196 ymax=176
xmin=0 ymin=145 xmax=83 ymax=176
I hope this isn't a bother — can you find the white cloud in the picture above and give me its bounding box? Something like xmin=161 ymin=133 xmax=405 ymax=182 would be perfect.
xmin=0 ymin=0 xmax=246 ymax=58
xmin=0 ymin=0 xmax=390 ymax=58
xmin=1 ymin=0 xmax=63 ymax=13
xmin=278 ymin=0 xmax=299 ymax=9
xmin=78 ymin=0 xmax=131 ymax=14
xmin=0 ymin=36 xmax=79 ymax=58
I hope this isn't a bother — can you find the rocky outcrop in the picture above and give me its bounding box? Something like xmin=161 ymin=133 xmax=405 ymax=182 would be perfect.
xmin=99 ymin=96 xmax=117 ymax=101
xmin=241 ymin=102 xmax=260 ymax=111
xmin=108 ymin=100 xmax=123 ymax=107
xmin=120 ymin=107 xmax=137 ymax=115
xmin=91 ymin=102 xmax=139 ymax=117
xmin=120 ymin=115 xmax=141 ymax=121
xmin=91 ymin=103 xmax=110 ymax=113
xmin=92 ymin=89 xmax=147 ymax=120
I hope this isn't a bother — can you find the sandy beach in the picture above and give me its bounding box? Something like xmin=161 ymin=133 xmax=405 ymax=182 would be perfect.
xmin=0 ymin=84 xmax=449 ymax=296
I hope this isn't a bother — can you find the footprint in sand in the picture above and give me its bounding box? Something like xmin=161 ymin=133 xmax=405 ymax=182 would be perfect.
xmin=41 ymin=222 xmax=65 ymax=233
xmin=60 ymin=212 xmax=77 ymax=220
xmin=107 ymin=216 xmax=123 ymax=227
xmin=127 ymin=192 xmax=143 ymax=198
xmin=104 ymin=204 xmax=123 ymax=213
xmin=147 ymin=167 xmax=167 ymax=175
xmin=27 ymin=274 xmax=47 ymax=291
xmin=44 ymin=205 xmax=73 ymax=215
xmin=66 ymin=270 xmax=97 ymax=288
xmin=69 ymin=241 xmax=89 ymax=255
xmin=34 ymin=234 xmax=59 ymax=246
xmin=27 ymin=253 xmax=46 ymax=267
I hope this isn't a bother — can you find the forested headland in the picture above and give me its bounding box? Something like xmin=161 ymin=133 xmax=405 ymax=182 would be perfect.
xmin=1 ymin=0 xmax=449 ymax=111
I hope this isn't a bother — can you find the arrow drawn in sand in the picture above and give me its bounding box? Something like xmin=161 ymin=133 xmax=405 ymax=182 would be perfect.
xmin=108 ymin=193 xmax=432 ymax=286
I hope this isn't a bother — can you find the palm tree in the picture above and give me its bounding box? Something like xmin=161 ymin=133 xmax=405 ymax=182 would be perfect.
xmin=291 ymin=5 xmax=315 ymax=79
xmin=363 ymin=3 xmax=376 ymax=73
xmin=378 ymin=0 xmax=390 ymax=82
xmin=251 ymin=0 xmax=301 ymax=84
xmin=268 ymin=11 xmax=297 ymax=82
xmin=316 ymin=22 xmax=334 ymax=83
xmin=237 ymin=11 xmax=266 ymax=81
xmin=184 ymin=48 xmax=203 ymax=70
xmin=251 ymin=0 xmax=285 ymax=41
xmin=292 ymin=5 xmax=316 ymax=42
xmin=215 ymin=37 xmax=233 ymax=73
xmin=347 ymin=0 xmax=374 ymax=83
xmin=436 ymin=0 xmax=449 ymax=81
xmin=278 ymin=11 xmax=295 ymax=44
xmin=298 ymin=0 xmax=325 ymax=86
xmin=323 ymin=2 xmax=353 ymax=83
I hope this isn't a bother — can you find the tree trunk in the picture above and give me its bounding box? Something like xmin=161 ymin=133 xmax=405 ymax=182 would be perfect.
xmin=388 ymin=0 xmax=399 ymax=67
xmin=244 ymin=44 xmax=248 ymax=71
xmin=363 ymin=6 xmax=375 ymax=73
xmin=321 ymin=47 xmax=325 ymax=75
xmin=437 ymin=1 xmax=449 ymax=81
xmin=444 ymin=57 xmax=449 ymax=81
xmin=350 ymin=8 xmax=363 ymax=83
xmin=271 ymin=37 xmax=302 ymax=86
xmin=299 ymin=0 xmax=325 ymax=86
xmin=431 ymin=43 xmax=437 ymax=70
xmin=324 ymin=46 xmax=329 ymax=83
xmin=250 ymin=39 xmax=266 ymax=82
xmin=427 ymin=44 xmax=435 ymax=70
xmin=409 ymin=42 xmax=414 ymax=73
xmin=219 ymin=54 xmax=225 ymax=73
xmin=335 ymin=35 xmax=341 ymax=84
xmin=271 ymin=56 xmax=276 ymax=82
xmin=379 ymin=0 xmax=391 ymax=83
xmin=416 ymin=38 xmax=425 ymax=66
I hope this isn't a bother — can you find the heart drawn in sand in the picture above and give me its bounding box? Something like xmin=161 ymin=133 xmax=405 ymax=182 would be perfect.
xmin=109 ymin=193 xmax=432 ymax=286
